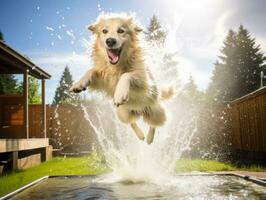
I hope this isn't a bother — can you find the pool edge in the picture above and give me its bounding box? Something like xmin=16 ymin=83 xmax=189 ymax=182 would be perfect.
xmin=1 ymin=172 xmax=266 ymax=199
xmin=0 ymin=176 xmax=49 ymax=200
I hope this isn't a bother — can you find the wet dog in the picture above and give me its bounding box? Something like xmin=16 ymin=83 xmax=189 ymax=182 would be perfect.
xmin=70 ymin=13 xmax=174 ymax=144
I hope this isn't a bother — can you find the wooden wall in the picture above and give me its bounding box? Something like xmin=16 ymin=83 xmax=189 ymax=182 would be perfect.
xmin=230 ymin=87 xmax=266 ymax=153
xmin=0 ymin=94 xmax=25 ymax=138
xmin=29 ymin=105 xmax=94 ymax=150
xmin=28 ymin=105 xmax=43 ymax=138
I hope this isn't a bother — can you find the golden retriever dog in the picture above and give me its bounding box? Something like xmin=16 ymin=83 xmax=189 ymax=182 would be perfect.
xmin=70 ymin=13 xmax=174 ymax=144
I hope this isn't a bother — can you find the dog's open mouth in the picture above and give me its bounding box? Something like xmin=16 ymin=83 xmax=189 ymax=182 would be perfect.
xmin=107 ymin=48 xmax=122 ymax=65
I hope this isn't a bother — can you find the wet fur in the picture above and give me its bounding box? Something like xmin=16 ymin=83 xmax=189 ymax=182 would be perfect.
xmin=70 ymin=13 xmax=172 ymax=144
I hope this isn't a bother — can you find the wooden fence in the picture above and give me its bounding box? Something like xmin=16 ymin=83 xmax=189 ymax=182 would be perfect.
xmin=28 ymin=104 xmax=96 ymax=151
xmin=229 ymin=86 xmax=266 ymax=156
xmin=25 ymin=87 xmax=266 ymax=160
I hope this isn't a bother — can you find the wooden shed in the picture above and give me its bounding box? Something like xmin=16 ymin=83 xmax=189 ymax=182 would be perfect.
xmin=0 ymin=40 xmax=52 ymax=172
xmin=229 ymin=86 xmax=266 ymax=164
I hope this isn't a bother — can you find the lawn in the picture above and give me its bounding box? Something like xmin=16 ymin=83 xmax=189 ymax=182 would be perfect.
xmin=175 ymin=159 xmax=236 ymax=172
xmin=0 ymin=157 xmax=265 ymax=197
xmin=0 ymin=156 xmax=108 ymax=197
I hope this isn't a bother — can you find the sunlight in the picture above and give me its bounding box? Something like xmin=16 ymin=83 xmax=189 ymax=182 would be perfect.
xmin=155 ymin=0 xmax=221 ymax=18
xmin=150 ymin=0 xmax=226 ymax=89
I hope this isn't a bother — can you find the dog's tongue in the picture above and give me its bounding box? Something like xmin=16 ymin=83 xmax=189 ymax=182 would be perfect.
xmin=107 ymin=49 xmax=119 ymax=64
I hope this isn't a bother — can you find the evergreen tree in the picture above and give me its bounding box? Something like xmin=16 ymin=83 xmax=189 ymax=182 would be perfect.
xmin=207 ymin=26 xmax=266 ymax=103
xmin=145 ymin=15 xmax=167 ymax=45
xmin=0 ymin=74 xmax=20 ymax=94
xmin=53 ymin=66 xmax=79 ymax=104
xmin=0 ymin=31 xmax=3 ymax=41
xmin=182 ymin=75 xmax=204 ymax=107
xmin=184 ymin=75 xmax=198 ymax=97
xmin=162 ymin=52 xmax=180 ymax=86
xmin=236 ymin=25 xmax=266 ymax=95
xmin=145 ymin=15 xmax=179 ymax=87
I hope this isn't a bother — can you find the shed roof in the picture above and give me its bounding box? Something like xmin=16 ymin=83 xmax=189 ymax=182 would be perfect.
xmin=230 ymin=86 xmax=266 ymax=105
xmin=0 ymin=40 xmax=51 ymax=79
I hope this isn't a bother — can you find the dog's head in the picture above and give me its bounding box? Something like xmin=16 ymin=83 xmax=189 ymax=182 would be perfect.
xmin=88 ymin=13 xmax=142 ymax=65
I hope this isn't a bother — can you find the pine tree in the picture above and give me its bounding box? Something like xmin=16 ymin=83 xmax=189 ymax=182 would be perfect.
xmin=185 ymin=75 xmax=198 ymax=97
xmin=145 ymin=15 xmax=179 ymax=87
xmin=0 ymin=30 xmax=3 ymax=41
xmin=145 ymin=15 xmax=167 ymax=45
xmin=0 ymin=74 xmax=20 ymax=94
xmin=208 ymin=30 xmax=237 ymax=103
xmin=182 ymin=75 xmax=204 ymax=107
xmin=207 ymin=26 xmax=266 ymax=103
xmin=53 ymin=66 xmax=79 ymax=104
xmin=236 ymin=25 xmax=266 ymax=95
xmin=162 ymin=52 xmax=180 ymax=86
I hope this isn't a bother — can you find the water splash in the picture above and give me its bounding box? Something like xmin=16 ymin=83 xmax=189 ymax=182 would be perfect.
xmin=80 ymin=96 xmax=198 ymax=184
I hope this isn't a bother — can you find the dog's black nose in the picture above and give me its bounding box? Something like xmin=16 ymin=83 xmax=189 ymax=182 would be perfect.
xmin=106 ymin=38 xmax=117 ymax=47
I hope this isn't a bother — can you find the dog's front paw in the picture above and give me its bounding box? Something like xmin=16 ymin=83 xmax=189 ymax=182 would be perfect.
xmin=114 ymin=87 xmax=129 ymax=107
xmin=69 ymin=81 xmax=88 ymax=93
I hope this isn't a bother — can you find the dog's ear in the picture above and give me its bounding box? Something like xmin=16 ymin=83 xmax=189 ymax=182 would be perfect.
xmin=126 ymin=16 xmax=143 ymax=33
xmin=87 ymin=24 xmax=96 ymax=32
xmin=134 ymin=26 xmax=143 ymax=32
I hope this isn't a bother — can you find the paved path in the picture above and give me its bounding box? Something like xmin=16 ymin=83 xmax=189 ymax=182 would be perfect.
xmin=211 ymin=171 xmax=266 ymax=180
xmin=178 ymin=171 xmax=266 ymax=180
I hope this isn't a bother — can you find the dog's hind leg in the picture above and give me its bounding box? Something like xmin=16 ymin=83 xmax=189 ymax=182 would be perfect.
xmin=117 ymin=107 xmax=144 ymax=140
xmin=146 ymin=127 xmax=155 ymax=144
xmin=143 ymin=103 xmax=166 ymax=144
xmin=131 ymin=123 xmax=145 ymax=140
xmin=143 ymin=103 xmax=166 ymax=127
xmin=131 ymin=123 xmax=145 ymax=141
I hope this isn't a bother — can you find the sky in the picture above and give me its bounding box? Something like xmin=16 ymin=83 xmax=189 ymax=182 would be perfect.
xmin=1 ymin=0 xmax=266 ymax=103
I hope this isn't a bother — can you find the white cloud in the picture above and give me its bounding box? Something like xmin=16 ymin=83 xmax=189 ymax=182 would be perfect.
xmin=29 ymin=51 xmax=91 ymax=81
xmin=182 ymin=10 xmax=235 ymax=89
xmin=177 ymin=57 xmax=212 ymax=90
xmin=257 ymin=36 xmax=266 ymax=54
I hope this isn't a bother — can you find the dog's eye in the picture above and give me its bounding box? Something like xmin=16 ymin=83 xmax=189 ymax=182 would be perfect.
xmin=117 ymin=28 xmax=125 ymax=34
xmin=102 ymin=29 xmax=108 ymax=34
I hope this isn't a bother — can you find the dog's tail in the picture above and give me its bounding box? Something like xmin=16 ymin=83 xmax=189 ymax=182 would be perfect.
xmin=160 ymin=86 xmax=176 ymax=101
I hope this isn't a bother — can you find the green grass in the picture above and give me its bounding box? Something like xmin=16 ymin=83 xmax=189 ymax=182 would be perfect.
xmin=0 ymin=156 xmax=108 ymax=197
xmin=176 ymin=159 xmax=236 ymax=172
xmin=1 ymin=157 xmax=266 ymax=197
